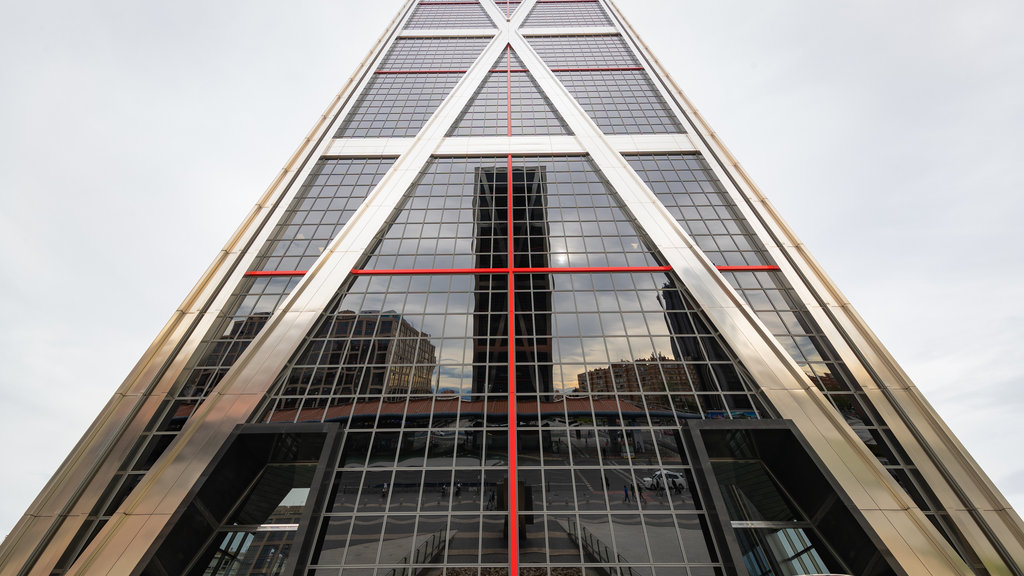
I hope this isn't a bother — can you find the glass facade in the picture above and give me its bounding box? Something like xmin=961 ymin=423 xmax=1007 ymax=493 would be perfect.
xmin=244 ymin=149 xmax=774 ymax=574
xmin=10 ymin=1 xmax=1018 ymax=576
xmin=522 ymin=0 xmax=613 ymax=28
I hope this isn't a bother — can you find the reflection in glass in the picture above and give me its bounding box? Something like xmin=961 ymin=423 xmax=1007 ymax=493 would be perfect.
xmin=254 ymin=156 xmax=788 ymax=574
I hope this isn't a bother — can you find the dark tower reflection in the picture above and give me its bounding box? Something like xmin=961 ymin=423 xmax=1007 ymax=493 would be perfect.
xmin=512 ymin=167 xmax=553 ymax=398
xmin=472 ymin=168 xmax=510 ymax=397
xmin=659 ymin=280 xmax=726 ymax=413
xmin=472 ymin=166 xmax=553 ymax=397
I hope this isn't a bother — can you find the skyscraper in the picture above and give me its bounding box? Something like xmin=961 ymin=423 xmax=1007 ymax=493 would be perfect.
xmin=2 ymin=1 xmax=1022 ymax=575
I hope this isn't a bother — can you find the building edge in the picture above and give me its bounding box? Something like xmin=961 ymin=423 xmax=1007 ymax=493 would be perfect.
xmin=0 ymin=3 xmax=417 ymax=575
xmin=602 ymin=0 xmax=1024 ymax=572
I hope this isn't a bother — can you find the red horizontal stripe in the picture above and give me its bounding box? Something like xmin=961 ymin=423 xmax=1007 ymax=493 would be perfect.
xmin=376 ymin=68 xmax=643 ymax=76
xmin=375 ymin=69 xmax=467 ymax=74
xmin=552 ymin=66 xmax=643 ymax=72
xmin=513 ymin=265 xmax=672 ymax=273
xmin=351 ymin=265 xmax=672 ymax=275
xmin=715 ymin=265 xmax=781 ymax=272
xmin=244 ymin=270 xmax=308 ymax=277
xmin=352 ymin=268 xmax=506 ymax=275
xmin=244 ymin=266 xmax=768 ymax=277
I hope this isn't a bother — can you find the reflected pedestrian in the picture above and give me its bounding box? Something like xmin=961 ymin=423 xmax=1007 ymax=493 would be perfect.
xmin=623 ymin=484 xmax=630 ymax=503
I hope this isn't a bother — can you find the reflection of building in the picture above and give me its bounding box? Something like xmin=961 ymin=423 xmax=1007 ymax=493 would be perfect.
xmin=473 ymin=167 xmax=553 ymax=397
xmin=283 ymin=310 xmax=436 ymax=399
xmin=7 ymin=1 xmax=1023 ymax=575
xmin=576 ymin=353 xmax=697 ymax=410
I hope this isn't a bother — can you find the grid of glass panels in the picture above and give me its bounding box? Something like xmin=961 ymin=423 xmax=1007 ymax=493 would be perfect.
xmin=250 ymin=154 xmax=773 ymax=573
xmin=625 ymin=155 xmax=768 ymax=268
xmin=450 ymin=50 xmax=571 ymax=137
xmin=337 ymin=36 xmax=494 ymax=138
xmin=377 ymin=37 xmax=492 ymax=71
xmin=627 ymin=153 xmax=981 ymax=569
xmin=527 ymin=34 xmax=638 ymax=69
xmin=522 ymin=0 xmax=613 ymax=28
xmin=49 ymin=158 xmax=395 ymax=574
xmin=253 ymin=158 xmax=396 ymax=271
xmin=359 ymin=157 xmax=662 ymax=271
xmin=523 ymin=34 xmax=684 ymax=135
xmin=336 ymin=74 xmax=465 ymax=138
xmin=557 ymin=70 xmax=682 ymax=134
xmin=260 ymin=272 xmax=767 ymax=418
xmin=491 ymin=0 xmax=522 ymax=18
xmin=405 ymin=2 xmax=496 ymax=29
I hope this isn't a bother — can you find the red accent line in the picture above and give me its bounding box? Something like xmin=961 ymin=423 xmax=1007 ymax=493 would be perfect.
xmin=506 ymin=48 xmax=517 ymax=568
xmin=350 ymin=265 xmax=672 ymax=275
xmin=507 ymin=151 xmax=518 ymax=572
xmin=506 ymin=46 xmax=512 ymax=138
xmin=511 ymin=265 xmax=672 ymax=273
xmin=489 ymin=68 xmax=528 ymax=73
xmin=375 ymin=69 xmax=467 ymax=74
xmin=715 ymin=265 xmax=781 ymax=272
xmin=244 ymin=270 xmax=308 ymax=277
xmin=551 ymin=66 xmax=644 ymax=72
xmin=351 ymin=268 xmax=507 ymax=275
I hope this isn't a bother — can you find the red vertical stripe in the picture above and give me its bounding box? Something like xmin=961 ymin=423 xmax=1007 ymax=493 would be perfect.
xmin=505 ymin=43 xmax=518 ymax=571
xmin=506 ymin=46 xmax=512 ymax=138
xmin=507 ymin=151 xmax=518 ymax=571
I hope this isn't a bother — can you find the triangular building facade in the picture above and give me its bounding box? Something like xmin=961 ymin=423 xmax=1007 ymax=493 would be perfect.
xmin=2 ymin=1 xmax=1022 ymax=575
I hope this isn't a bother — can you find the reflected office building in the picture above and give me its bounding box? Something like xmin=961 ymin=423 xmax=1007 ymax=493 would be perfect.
xmin=3 ymin=1 xmax=1023 ymax=575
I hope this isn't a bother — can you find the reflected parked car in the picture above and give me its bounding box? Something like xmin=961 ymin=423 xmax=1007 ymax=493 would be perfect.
xmin=641 ymin=470 xmax=686 ymax=491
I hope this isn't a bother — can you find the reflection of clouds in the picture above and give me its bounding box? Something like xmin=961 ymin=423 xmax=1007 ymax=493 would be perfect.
xmin=581 ymin=337 xmax=606 ymax=364
xmin=650 ymin=336 xmax=672 ymax=358
xmin=599 ymin=313 xmax=625 ymax=335
xmin=436 ymin=340 xmax=470 ymax=364
xmin=404 ymin=293 xmax=427 ymax=312
xmin=616 ymin=291 xmax=642 ymax=312
xmin=447 ymin=291 xmax=472 ymax=313
xmin=442 ymin=314 xmax=471 ymax=338
xmin=553 ymin=366 xmax=580 ymax=391
xmin=361 ymin=293 xmax=385 ymax=310
xmin=574 ymin=291 xmax=597 ymax=310
xmin=623 ymin=312 xmax=649 ymax=334
xmin=578 ymin=313 xmax=601 ymax=335
xmin=381 ymin=292 xmax=405 ymax=311
xmin=419 ymin=315 xmax=444 ymax=336
xmin=595 ymin=291 xmax=618 ymax=312
xmin=554 ymin=314 xmax=579 ymax=337
xmin=437 ymin=365 xmax=473 ymax=392
xmin=605 ymin=337 xmax=631 ymax=362
xmin=555 ymin=339 xmax=584 ymax=363
xmin=629 ymin=336 xmax=655 ymax=359
xmin=553 ymin=291 xmax=574 ymax=311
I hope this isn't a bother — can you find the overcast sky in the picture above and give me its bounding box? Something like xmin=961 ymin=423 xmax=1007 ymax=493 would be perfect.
xmin=1 ymin=0 xmax=1022 ymax=544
